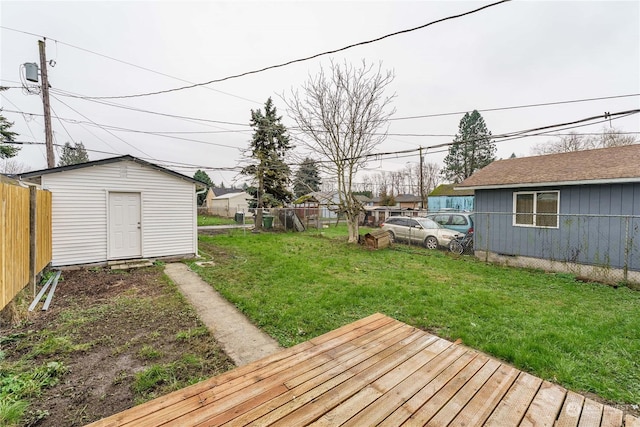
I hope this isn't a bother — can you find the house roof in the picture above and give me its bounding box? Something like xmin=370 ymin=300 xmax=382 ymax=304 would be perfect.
xmin=210 ymin=187 xmax=242 ymax=197
xmin=212 ymin=192 xmax=250 ymax=200
xmin=353 ymin=194 xmax=372 ymax=203
xmin=395 ymin=194 xmax=422 ymax=203
xmin=429 ymin=184 xmax=475 ymax=196
xmin=19 ymin=155 xmax=206 ymax=188
xmin=457 ymin=144 xmax=640 ymax=190
xmin=294 ymin=191 xmax=338 ymax=205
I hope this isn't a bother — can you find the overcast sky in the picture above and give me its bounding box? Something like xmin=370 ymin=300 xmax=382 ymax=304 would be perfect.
xmin=1 ymin=1 xmax=639 ymax=187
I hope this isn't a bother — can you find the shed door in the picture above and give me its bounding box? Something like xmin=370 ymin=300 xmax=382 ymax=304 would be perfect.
xmin=109 ymin=192 xmax=141 ymax=259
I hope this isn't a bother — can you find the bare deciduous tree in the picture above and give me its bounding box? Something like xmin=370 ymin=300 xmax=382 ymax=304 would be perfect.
xmin=0 ymin=159 xmax=29 ymax=174
xmin=285 ymin=60 xmax=395 ymax=243
xmin=422 ymin=161 xmax=441 ymax=199
xmin=532 ymin=128 xmax=637 ymax=155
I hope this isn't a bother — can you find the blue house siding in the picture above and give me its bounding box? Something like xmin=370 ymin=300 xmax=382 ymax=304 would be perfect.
xmin=475 ymin=183 xmax=640 ymax=271
xmin=427 ymin=196 xmax=474 ymax=212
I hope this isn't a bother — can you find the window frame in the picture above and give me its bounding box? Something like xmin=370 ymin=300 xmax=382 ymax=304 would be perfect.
xmin=512 ymin=190 xmax=560 ymax=228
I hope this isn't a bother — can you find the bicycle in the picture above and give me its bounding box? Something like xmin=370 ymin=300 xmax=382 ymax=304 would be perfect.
xmin=449 ymin=231 xmax=474 ymax=255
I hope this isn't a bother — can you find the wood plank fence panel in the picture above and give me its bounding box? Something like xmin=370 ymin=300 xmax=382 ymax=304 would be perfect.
xmin=1 ymin=180 xmax=30 ymax=310
xmin=36 ymin=189 xmax=52 ymax=273
xmin=0 ymin=179 xmax=52 ymax=311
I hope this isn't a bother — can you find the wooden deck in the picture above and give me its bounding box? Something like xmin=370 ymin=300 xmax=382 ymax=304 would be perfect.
xmin=88 ymin=313 xmax=639 ymax=426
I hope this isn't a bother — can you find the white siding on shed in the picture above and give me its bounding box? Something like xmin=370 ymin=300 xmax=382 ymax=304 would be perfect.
xmin=42 ymin=160 xmax=197 ymax=266
xmin=209 ymin=192 xmax=251 ymax=217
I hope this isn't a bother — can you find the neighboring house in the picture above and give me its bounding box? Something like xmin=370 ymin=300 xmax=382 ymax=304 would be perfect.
xmin=457 ymin=144 xmax=640 ymax=283
xmin=353 ymin=194 xmax=373 ymax=206
xmin=395 ymin=194 xmax=423 ymax=209
xmin=204 ymin=187 xmax=242 ymax=207
xmin=294 ymin=191 xmax=340 ymax=219
xmin=428 ymin=184 xmax=474 ymax=212
xmin=19 ymin=155 xmax=205 ymax=267
xmin=208 ymin=192 xmax=252 ymax=217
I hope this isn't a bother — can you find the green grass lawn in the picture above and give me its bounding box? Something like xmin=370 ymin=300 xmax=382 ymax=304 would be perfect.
xmin=197 ymin=214 xmax=237 ymax=226
xmin=192 ymin=228 xmax=640 ymax=404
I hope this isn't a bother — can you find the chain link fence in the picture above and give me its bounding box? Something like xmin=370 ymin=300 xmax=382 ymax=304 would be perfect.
xmin=473 ymin=211 xmax=640 ymax=285
xmin=202 ymin=206 xmax=640 ymax=285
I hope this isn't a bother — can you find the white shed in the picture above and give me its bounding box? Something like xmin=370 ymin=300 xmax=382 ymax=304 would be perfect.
xmin=208 ymin=192 xmax=252 ymax=217
xmin=20 ymin=155 xmax=205 ymax=267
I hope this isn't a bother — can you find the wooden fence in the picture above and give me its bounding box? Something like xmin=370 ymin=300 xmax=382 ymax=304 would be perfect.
xmin=0 ymin=177 xmax=52 ymax=311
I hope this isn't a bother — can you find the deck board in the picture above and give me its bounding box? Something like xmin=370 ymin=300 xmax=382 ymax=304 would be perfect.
xmin=86 ymin=313 xmax=639 ymax=427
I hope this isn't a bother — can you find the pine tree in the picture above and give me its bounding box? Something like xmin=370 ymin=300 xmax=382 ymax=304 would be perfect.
xmin=193 ymin=170 xmax=213 ymax=205
xmin=442 ymin=110 xmax=496 ymax=183
xmin=293 ymin=158 xmax=321 ymax=198
xmin=241 ymin=98 xmax=292 ymax=228
xmin=0 ymin=110 xmax=19 ymax=159
xmin=58 ymin=142 xmax=89 ymax=166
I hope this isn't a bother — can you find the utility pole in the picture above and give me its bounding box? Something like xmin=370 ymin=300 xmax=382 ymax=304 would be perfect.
xmin=38 ymin=39 xmax=55 ymax=168
xmin=419 ymin=146 xmax=425 ymax=209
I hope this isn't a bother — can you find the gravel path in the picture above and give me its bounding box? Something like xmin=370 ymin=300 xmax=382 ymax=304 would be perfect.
xmin=164 ymin=263 xmax=281 ymax=366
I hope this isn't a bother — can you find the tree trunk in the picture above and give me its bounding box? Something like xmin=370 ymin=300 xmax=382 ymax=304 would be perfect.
xmin=346 ymin=212 xmax=359 ymax=243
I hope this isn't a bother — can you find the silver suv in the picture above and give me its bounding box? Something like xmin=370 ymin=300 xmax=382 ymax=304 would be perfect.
xmin=381 ymin=216 xmax=461 ymax=249
xmin=425 ymin=212 xmax=474 ymax=235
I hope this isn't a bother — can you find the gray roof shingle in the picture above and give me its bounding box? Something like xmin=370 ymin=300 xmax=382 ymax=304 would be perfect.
xmin=458 ymin=144 xmax=640 ymax=189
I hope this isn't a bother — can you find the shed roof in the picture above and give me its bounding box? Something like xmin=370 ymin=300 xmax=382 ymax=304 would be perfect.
xmin=211 ymin=187 xmax=242 ymax=197
xmin=429 ymin=184 xmax=475 ymax=196
xmin=458 ymin=144 xmax=640 ymax=190
xmin=19 ymin=155 xmax=206 ymax=188
xmin=212 ymin=192 xmax=250 ymax=200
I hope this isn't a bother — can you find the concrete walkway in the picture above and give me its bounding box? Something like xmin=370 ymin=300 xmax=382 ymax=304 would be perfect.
xmin=164 ymin=263 xmax=281 ymax=367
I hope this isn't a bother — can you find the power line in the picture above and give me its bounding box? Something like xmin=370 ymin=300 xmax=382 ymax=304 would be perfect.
xmin=390 ymin=93 xmax=640 ymax=121
xmin=0 ymin=26 xmax=261 ymax=105
xmin=50 ymin=94 xmax=153 ymax=158
xmin=10 ymin=109 xmax=639 ymax=175
xmin=10 ymin=89 xmax=640 ymax=138
xmin=39 ymin=0 xmax=512 ymax=100
xmin=9 ymin=141 xmax=241 ymax=172
xmin=0 ymin=110 xmax=246 ymax=133
xmin=2 ymin=107 xmax=247 ymax=150
xmin=50 ymin=88 xmax=251 ymax=127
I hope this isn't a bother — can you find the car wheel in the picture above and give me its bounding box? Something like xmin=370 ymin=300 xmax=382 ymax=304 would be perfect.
xmin=387 ymin=230 xmax=395 ymax=243
xmin=424 ymin=236 xmax=438 ymax=250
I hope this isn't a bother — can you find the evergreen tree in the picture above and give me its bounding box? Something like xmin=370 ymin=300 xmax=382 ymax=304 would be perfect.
xmin=58 ymin=142 xmax=89 ymax=166
xmin=293 ymin=158 xmax=321 ymax=198
xmin=193 ymin=169 xmax=213 ymax=205
xmin=240 ymin=98 xmax=292 ymax=228
xmin=0 ymin=110 xmax=19 ymax=159
xmin=379 ymin=188 xmax=396 ymax=206
xmin=442 ymin=110 xmax=496 ymax=183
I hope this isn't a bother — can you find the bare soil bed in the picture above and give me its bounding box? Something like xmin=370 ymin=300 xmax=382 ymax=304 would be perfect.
xmin=0 ymin=265 xmax=234 ymax=426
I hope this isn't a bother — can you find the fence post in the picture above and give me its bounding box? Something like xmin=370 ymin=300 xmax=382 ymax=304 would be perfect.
xmin=485 ymin=212 xmax=489 ymax=263
xmin=624 ymin=216 xmax=630 ymax=282
xmin=29 ymin=185 xmax=37 ymax=296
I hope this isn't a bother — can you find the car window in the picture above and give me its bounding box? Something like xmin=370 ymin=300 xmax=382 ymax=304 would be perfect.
xmin=451 ymin=215 xmax=467 ymax=226
xmin=385 ymin=217 xmax=401 ymax=225
xmin=409 ymin=219 xmax=421 ymax=228
xmin=418 ymin=218 xmax=440 ymax=229
xmin=431 ymin=215 xmax=450 ymax=225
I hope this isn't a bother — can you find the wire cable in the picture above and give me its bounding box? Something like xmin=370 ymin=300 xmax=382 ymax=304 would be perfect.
xmin=50 ymin=94 xmax=153 ymax=158
xmin=50 ymin=87 xmax=251 ymax=127
xmin=33 ymin=0 xmax=512 ymax=100
xmin=0 ymin=25 xmax=261 ymax=105
xmin=390 ymin=93 xmax=640 ymax=121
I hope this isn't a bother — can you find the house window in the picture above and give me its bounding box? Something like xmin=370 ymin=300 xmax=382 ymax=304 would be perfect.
xmin=513 ymin=191 xmax=559 ymax=228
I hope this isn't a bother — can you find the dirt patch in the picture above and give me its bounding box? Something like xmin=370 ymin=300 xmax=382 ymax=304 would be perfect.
xmin=1 ymin=266 xmax=235 ymax=426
